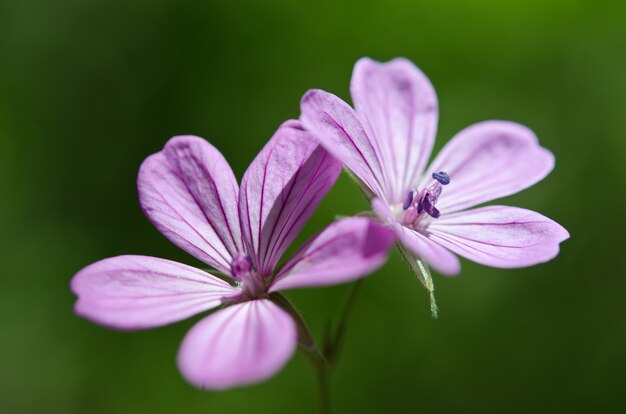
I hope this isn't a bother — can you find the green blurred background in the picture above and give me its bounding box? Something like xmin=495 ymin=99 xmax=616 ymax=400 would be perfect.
xmin=1 ymin=0 xmax=625 ymax=412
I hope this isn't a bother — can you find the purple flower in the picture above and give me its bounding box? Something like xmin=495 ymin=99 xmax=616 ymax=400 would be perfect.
xmin=300 ymin=58 xmax=569 ymax=279
xmin=71 ymin=120 xmax=394 ymax=390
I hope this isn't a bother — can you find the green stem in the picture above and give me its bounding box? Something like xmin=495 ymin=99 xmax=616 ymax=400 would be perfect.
xmin=317 ymin=369 xmax=331 ymax=414
xmin=270 ymin=280 xmax=365 ymax=414
xmin=327 ymin=279 xmax=363 ymax=365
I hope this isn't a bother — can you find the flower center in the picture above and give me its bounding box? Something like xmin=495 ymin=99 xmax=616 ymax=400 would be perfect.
xmin=401 ymin=171 xmax=450 ymax=227
xmin=230 ymin=253 xmax=265 ymax=297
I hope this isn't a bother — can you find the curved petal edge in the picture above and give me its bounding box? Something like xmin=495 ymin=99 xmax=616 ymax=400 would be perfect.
xmin=177 ymin=299 xmax=297 ymax=390
xmin=137 ymin=135 xmax=243 ymax=275
xmin=427 ymin=205 xmax=569 ymax=268
xmin=71 ymin=255 xmax=240 ymax=330
xmin=421 ymin=121 xmax=555 ymax=213
xmin=270 ymin=217 xmax=395 ymax=292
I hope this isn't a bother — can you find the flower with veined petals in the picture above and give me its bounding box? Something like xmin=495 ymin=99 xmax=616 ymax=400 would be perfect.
xmin=71 ymin=120 xmax=394 ymax=390
xmin=300 ymin=58 xmax=569 ymax=283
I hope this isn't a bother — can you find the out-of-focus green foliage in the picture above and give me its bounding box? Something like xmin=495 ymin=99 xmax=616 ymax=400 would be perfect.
xmin=1 ymin=1 xmax=625 ymax=412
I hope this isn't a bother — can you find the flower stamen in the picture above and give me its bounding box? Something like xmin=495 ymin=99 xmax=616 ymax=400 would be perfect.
xmin=402 ymin=190 xmax=414 ymax=210
xmin=402 ymin=171 xmax=450 ymax=225
xmin=231 ymin=253 xmax=264 ymax=297
xmin=432 ymin=171 xmax=450 ymax=185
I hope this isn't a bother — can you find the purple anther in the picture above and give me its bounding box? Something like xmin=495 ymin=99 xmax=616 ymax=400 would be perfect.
xmin=432 ymin=171 xmax=450 ymax=185
xmin=231 ymin=253 xmax=253 ymax=279
xmin=420 ymin=194 xmax=441 ymax=219
xmin=428 ymin=206 xmax=440 ymax=218
xmin=402 ymin=191 xmax=414 ymax=210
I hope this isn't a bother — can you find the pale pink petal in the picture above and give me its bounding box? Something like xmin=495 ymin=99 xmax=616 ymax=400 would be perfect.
xmin=351 ymin=57 xmax=438 ymax=203
xmin=71 ymin=255 xmax=240 ymax=330
xmin=300 ymin=89 xmax=389 ymax=199
xmin=177 ymin=299 xmax=297 ymax=390
xmin=395 ymin=227 xmax=461 ymax=276
xmin=419 ymin=121 xmax=555 ymax=214
xmin=372 ymin=198 xmax=460 ymax=275
xmin=239 ymin=120 xmax=341 ymax=276
xmin=138 ymin=136 xmax=243 ymax=275
xmin=427 ymin=206 xmax=569 ymax=268
xmin=269 ymin=218 xmax=394 ymax=291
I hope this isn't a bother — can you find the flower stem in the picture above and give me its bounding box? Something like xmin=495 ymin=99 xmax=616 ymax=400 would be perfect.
xmin=325 ymin=278 xmax=363 ymax=365
xmin=270 ymin=280 xmax=364 ymax=414
xmin=317 ymin=369 xmax=331 ymax=414
xmin=316 ymin=280 xmax=363 ymax=413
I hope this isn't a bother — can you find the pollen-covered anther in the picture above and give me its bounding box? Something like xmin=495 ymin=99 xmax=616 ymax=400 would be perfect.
xmin=432 ymin=171 xmax=450 ymax=185
xmin=402 ymin=171 xmax=450 ymax=224
xmin=402 ymin=190 xmax=415 ymax=210
xmin=419 ymin=194 xmax=440 ymax=219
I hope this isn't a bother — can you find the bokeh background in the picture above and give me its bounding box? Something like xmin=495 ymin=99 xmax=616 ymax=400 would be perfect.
xmin=1 ymin=0 xmax=625 ymax=413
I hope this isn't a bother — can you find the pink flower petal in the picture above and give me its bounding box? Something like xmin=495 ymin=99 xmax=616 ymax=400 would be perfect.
xmin=420 ymin=121 xmax=555 ymax=214
xmin=177 ymin=299 xmax=297 ymax=390
xmin=395 ymin=227 xmax=461 ymax=276
xmin=300 ymin=89 xmax=388 ymax=199
xmin=427 ymin=205 xmax=569 ymax=268
xmin=71 ymin=255 xmax=240 ymax=330
xmin=269 ymin=218 xmax=394 ymax=292
xmin=372 ymin=198 xmax=460 ymax=275
xmin=351 ymin=57 xmax=438 ymax=203
xmin=138 ymin=136 xmax=243 ymax=275
xmin=239 ymin=120 xmax=341 ymax=276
